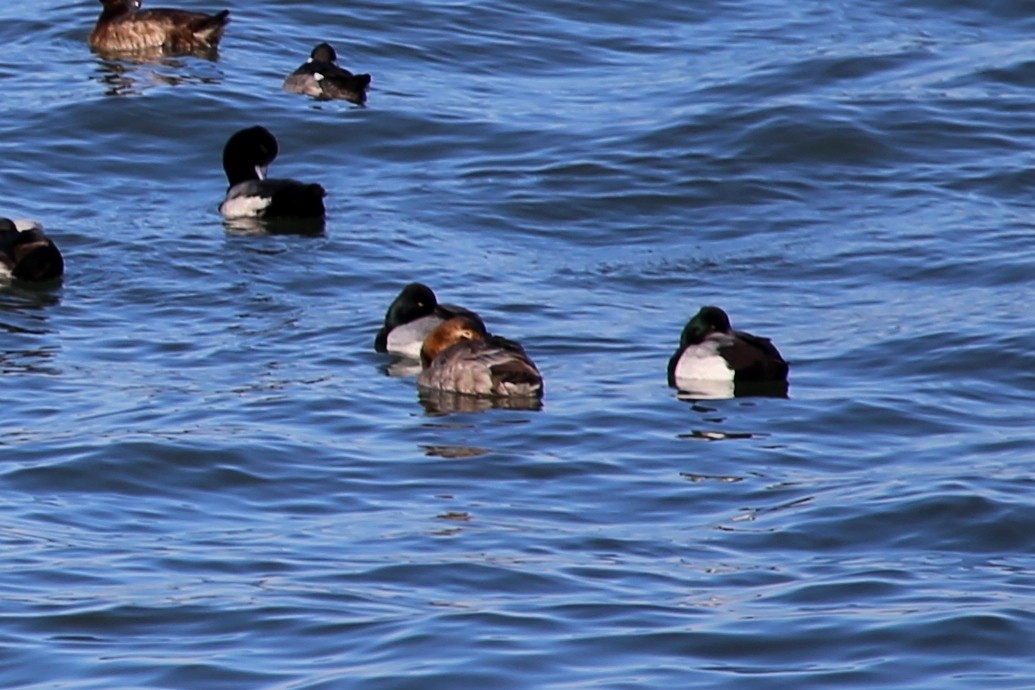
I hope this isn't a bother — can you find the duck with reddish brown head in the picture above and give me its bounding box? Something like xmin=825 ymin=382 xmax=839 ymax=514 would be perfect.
xmin=89 ymin=0 xmax=229 ymax=54
xmin=418 ymin=317 xmax=543 ymax=398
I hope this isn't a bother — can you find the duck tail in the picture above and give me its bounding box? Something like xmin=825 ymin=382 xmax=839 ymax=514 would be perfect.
xmin=193 ymin=10 xmax=230 ymax=41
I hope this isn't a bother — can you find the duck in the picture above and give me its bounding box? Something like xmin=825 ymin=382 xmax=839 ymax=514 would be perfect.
xmin=374 ymin=283 xmax=484 ymax=360
xmin=0 ymin=219 xmax=64 ymax=282
xmin=88 ymin=0 xmax=229 ymax=54
xmin=219 ymin=126 xmax=326 ymax=220
xmin=283 ymin=42 xmax=371 ymax=105
xmin=417 ymin=316 xmax=543 ymax=398
xmin=668 ymin=306 xmax=787 ymax=392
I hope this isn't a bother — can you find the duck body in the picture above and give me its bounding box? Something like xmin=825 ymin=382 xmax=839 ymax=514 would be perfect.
xmin=283 ymin=42 xmax=371 ymax=105
xmin=0 ymin=219 xmax=64 ymax=282
xmin=375 ymin=283 xmax=483 ymax=360
xmin=89 ymin=0 xmax=229 ymax=54
xmin=668 ymin=306 xmax=787 ymax=387
xmin=219 ymin=126 xmax=326 ymax=220
xmin=418 ymin=317 xmax=543 ymax=398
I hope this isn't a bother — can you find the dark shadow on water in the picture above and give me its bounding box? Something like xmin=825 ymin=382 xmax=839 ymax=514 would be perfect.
xmin=422 ymin=444 xmax=490 ymax=459
xmin=418 ymin=389 xmax=544 ymax=415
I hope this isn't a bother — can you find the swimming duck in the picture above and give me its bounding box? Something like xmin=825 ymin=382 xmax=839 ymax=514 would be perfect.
xmin=88 ymin=0 xmax=230 ymax=54
xmin=0 ymin=219 xmax=64 ymax=282
xmin=374 ymin=283 xmax=484 ymax=360
xmin=418 ymin=316 xmax=543 ymax=398
xmin=283 ymin=42 xmax=371 ymax=105
xmin=668 ymin=306 xmax=787 ymax=390
xmin=219 ymin=126 xmax=326 ymax=220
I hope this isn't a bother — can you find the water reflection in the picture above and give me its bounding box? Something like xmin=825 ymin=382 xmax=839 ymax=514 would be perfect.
xmin=422 ymin=445 xmax=489 ymax=459
xmin=418 ymin=389 xmax=544 ymax=415
xmin=673 ymin=377 xmax=789 ymax=401
xmin=91 ymin=56 xmax=223 ymax=97
xmin=222 ymin=217 xmax=327 ymax=237
xmin=381 ymin=358 xmax=421 ymax=378
xmin=0 ymin=286 xmax=61 ymax=375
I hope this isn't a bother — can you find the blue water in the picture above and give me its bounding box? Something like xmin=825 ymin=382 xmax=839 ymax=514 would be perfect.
xmin=3 ymin=0 xmax=1035 ymax=687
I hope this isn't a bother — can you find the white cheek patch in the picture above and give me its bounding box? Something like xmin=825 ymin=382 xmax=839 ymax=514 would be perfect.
xmin=220 ymin=195 xmax=272 ymax=219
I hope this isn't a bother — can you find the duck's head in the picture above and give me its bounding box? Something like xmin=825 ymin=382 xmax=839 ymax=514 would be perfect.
xmin=384 ymin=283 xmax=438 ymax=328
xmin=309 ymin=42 xmax=337 ymax=63
xmin=420 ymin=316 xmax=487 ymax=368
xmin=680 ymin=305 xmax=733 ymax=346
xmin=222 ymin=126 xmax=279 ymax=186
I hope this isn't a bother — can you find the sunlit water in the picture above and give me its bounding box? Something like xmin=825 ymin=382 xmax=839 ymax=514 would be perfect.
xmin=3 ymin=0 xmax=1035 ymax=687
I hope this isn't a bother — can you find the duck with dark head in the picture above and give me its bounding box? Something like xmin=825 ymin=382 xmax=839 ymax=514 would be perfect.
xmin=0 ymin=219 xmax=64 ymax=283
xmin=219 ymin=126 xmax=327 ymax=222
xmin=668 ymin=305 xmax=788 ymax=398
xmin=89 ymin=0 xmax=230 ymax=54
xmin=283 ymin=42 xmax=372 ymax=105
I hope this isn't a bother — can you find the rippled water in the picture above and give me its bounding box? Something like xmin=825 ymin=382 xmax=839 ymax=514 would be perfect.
xmin=4 ymin=0 xmax=1035 ymax=687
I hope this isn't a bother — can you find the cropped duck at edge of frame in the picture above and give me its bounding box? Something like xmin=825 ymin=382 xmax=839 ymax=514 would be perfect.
xmin=0 ymin=219 xmax=64 ymax=283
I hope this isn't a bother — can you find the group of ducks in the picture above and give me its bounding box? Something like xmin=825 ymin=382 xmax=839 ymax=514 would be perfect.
xmin=3 ymin=1 xmax=368 ymax=276
xmin=1 ymin=0 xmax=791 ymax=404
xmin=374 ymin=283 xmax=789 ymax=402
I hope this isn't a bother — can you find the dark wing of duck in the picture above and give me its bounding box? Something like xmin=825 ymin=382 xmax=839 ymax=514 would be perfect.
xmin=724 ymin=330 xmax=788 ymax=381
xmin=480 ymin=335 xmax=543 ymax=395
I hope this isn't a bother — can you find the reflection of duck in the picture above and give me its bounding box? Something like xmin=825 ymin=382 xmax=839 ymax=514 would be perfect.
xmin=219 ymin=126 xmax=326 ymax=221
xmin=418 ymin=316 xmax=543 ymax=398
xmin=375 ymin=283 xmax=483 ymax=360
xmin=0 ymin=219 xmax=64 ymax=282
xmin=419 ymin=388 xmax=543 ymax=414
xmin=283 ymin=43 xmax=371 ymax=105
xmin=668 ymin=306 xmax=787 ymax=397
xmin=89 ymin=0 xmax=230 ymax=54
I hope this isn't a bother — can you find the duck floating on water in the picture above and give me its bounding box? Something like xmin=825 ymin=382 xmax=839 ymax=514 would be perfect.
xmin=0 ymin=219 xmax=64 ymax=282
xmin=219 ymin=126 xmax=326 ymax=221
xmin=375 ymin=283 xmax=483 ymax=360
xmin=668 ymin=305 xmax=787 ymax=398
xmin=418 ymin=316 xmax=543 ymax=398
xmin=89 ymin=0 xmax=230 ymax=54
xmin=283 ymin=42 xmax=371 ymax=105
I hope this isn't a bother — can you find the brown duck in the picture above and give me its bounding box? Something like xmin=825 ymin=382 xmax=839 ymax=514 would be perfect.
xmin=89 ymin=0 xmax=229 ymax=54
